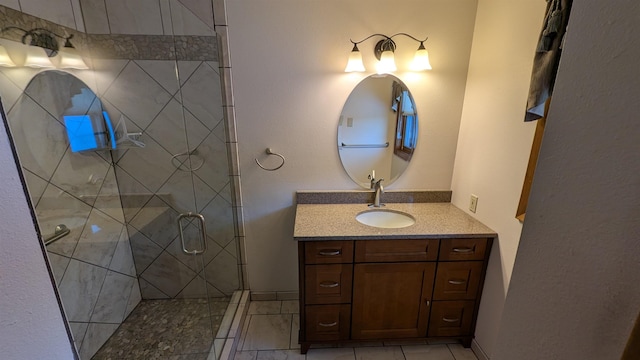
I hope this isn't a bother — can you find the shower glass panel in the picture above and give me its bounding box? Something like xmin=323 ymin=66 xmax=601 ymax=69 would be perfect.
xmin=3 ymin=68 xmax=142 ymax=359
xmin=89 ymin=3 xmax=240 ymax=358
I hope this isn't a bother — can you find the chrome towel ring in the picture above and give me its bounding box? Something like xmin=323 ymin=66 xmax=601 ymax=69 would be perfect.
xmin=255 ymin=148 xmax=285 ymax=171
xmin=171 ymin=149 xmax=204 ymax=172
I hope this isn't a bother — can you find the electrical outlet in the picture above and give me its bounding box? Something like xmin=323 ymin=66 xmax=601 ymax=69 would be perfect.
xmin=347 ymin=117 xmax=354 ymax=127
xmin=469 ymin=194 xmax=478 ymax=213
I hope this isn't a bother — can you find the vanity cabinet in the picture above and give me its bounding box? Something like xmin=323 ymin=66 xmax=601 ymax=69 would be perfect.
xmin=298 ymin=237 xmax=492 ymax=354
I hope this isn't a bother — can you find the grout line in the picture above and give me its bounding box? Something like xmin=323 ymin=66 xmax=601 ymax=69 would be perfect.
xmin=103 ymin=0 xmax=112 ymax=34
xmin=288 ymin=313 xmax=293 ymax=350
xmin=447 ymin=344 xmax=456 ymax=359
xmin=237 ymin=313 xmax=251 ymax=351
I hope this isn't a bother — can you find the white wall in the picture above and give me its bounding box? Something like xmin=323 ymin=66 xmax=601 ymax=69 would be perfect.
xmin=0 ymin=116 xmax=75 ymax=358
xmin=493 ymin=0 xmax=640 ymax=359
xmin=226 ymin=0 xmax=479 ymax=292
xmin=450 ymin=0 xmax=545 ymax=356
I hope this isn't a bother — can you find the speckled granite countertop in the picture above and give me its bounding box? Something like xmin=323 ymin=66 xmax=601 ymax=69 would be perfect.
xmin=294 ymin=202 xmax=497 ymax=241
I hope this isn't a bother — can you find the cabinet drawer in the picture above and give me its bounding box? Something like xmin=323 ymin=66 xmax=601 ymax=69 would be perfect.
xmin=428 ymin=301 xmax=475 ymax=337
xmin=305 ymin=304 xmax=351 ymax=341
xmin=433 ymin=262 xmax=483 ymax=300
xmin=439 ymin=238 xmax=487 ymax=261
xmin=305 ymin=264 xmax=353 ymax=304
xmin=305 ymin=241 xmax=354 ymax=264
xmin=355 ymin=239 xmax=439 ymax=263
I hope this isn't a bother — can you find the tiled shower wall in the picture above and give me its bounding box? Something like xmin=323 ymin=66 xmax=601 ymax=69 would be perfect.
xmin=0 ymin=0 xmax=227 ymax=36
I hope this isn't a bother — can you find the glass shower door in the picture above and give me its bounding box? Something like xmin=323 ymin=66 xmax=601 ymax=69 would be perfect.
xmin=169 ymin=43 xmax=242 ymax=358
xmin=96 ymin=20 xmax=239 ymax=360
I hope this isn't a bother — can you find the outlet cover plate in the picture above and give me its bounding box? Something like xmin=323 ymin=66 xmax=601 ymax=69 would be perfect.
xmin=469 ymin=194 xmax=478 ymax=213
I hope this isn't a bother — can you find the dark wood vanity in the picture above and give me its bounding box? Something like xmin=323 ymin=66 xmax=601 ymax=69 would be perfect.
xmin=297 ymin=237 xmax=492 ymax=353
xmin=293 ymin=197 xmax=496 ymax=354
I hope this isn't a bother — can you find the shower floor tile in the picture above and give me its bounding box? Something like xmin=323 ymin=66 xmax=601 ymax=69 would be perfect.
xmin=92 ymin=297 xmax=230 ymax=360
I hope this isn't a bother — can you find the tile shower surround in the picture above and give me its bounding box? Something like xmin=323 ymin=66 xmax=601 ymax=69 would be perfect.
xmin=0 ymin=2 xmax=244 ymax=358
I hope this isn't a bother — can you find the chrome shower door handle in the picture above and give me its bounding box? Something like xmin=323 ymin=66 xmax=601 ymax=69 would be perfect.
xmin=177 ymin=212 xmax=208 ymax=255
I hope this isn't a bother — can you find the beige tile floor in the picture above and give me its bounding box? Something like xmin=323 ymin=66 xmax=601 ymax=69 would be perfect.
xmin=234 ymin=301 xmax=478 ymax=360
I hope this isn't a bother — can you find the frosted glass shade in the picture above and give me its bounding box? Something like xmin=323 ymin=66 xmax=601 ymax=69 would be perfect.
xmin=411 ymin=48 xmax=432 ymax=71
xmin=0 ymin=45 xmax=16 ymax=67
xmin=376 ymin=50 xmax=396 ymax=74
xmin=345 ymin=48 xmax=365 ymax=72
xmin=24 ymin=46 xmax=54 ymax=68
xmin=58 ymin=47 xmax=89 ymax=69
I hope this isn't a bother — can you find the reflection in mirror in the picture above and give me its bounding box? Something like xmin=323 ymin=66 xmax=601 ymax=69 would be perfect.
xmin=338 ymin=74 xmax=418 ymax=188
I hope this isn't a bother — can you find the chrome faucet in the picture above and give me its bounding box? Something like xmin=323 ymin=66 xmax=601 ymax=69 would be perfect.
xmin=372 ymin=178 xmax=384 ymax=207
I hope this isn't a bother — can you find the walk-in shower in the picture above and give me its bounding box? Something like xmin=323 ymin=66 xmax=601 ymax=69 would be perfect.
xmin=0 ymin=8 xmax=242 ymax=358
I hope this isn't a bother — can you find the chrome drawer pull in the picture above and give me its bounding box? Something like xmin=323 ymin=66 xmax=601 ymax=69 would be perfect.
xmin=318 ymin=321 xmax=338 ymax=327
xmin=452 ymin=247 xmax=474 ymax=253
xmin=448 ymin=279 xmax=466 ymax=285
xmin=319 ymin=250 xmax=341 ymax=256
xmin=442 ymin=317 xmax=460 ymax=323
xmin=319 ymin=281 xmax=340 ymax=288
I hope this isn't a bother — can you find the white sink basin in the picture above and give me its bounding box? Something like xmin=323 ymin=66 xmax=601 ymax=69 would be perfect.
xmin=356 ymin=209 xmax=416 ymax=229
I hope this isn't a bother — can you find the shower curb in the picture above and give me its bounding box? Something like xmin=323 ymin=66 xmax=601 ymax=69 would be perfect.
xmin=214 ymin=290 xmax=250 ymax=360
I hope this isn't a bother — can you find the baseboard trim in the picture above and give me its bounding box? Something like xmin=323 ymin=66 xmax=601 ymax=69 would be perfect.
xmin=250 ymin=291 xmax=298 ymax=301
xmin=471 ymin=339 xmax=489 ymax=360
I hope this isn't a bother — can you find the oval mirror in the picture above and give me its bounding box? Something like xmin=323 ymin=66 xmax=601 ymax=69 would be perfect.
xmin=338 ymin=74 xmax=418 ymax=188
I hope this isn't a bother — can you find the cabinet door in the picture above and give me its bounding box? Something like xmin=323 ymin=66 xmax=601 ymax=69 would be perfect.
xmin=351 ymin=262 xmax=436 ymax=339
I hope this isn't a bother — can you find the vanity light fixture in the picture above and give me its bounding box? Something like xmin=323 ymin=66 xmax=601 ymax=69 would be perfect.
xmin=345 ymin=33 xmax=432 ymax=73
xmin=0 ymin=27 xmax=88 ymax=69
